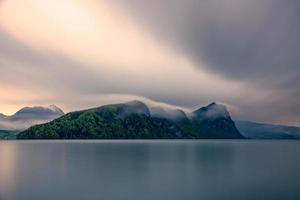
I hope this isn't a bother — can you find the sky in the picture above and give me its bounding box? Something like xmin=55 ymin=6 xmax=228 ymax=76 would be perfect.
xmin=0 ymin=0 xmax=299 ymax=126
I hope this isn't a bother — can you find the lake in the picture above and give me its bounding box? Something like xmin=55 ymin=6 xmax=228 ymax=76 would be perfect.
xmin=0 ymin=140 xmax=300 ymax=200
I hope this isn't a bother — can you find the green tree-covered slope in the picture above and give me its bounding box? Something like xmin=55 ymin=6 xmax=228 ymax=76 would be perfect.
xmin=17 ymin=101 xmax=244 ymax=139
xmin=0 ymin=129 xmax=20 ymax=139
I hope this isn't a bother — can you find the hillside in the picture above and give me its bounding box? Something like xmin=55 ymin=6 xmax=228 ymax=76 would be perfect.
xmin=17 ymin=101 xmax=244 ymax=139
xmin=0 ymin=129 xmax=20 ymax=140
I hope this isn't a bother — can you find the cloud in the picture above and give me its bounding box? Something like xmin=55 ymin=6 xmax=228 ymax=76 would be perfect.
xmin=0 ymin=0 xmax=299 ymax=126
xmin=112 ymin=0 xmax=300 ymax=125
xmin=115 ymin=0 xmax=300 ymax=78
xmin=0 ymin=1 xmax=246 ymax=107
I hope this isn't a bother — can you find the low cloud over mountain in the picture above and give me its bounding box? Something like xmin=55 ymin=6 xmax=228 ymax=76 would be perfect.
xmin=0 ymin=105 xmax=64 ymax=130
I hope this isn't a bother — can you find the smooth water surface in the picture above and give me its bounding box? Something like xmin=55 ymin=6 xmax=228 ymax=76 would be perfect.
xmin=0 ymin=140 xmax=300 ymax=200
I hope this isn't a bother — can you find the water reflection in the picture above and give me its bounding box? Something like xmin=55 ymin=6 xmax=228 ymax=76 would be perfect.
xmin=0 ymin=140 xmax=300 ymax=200
xmin=0 ymin=142 xmax=17 ymax=200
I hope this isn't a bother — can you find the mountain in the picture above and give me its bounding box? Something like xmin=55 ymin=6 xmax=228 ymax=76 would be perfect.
xmin=10 ymin=105 xmax=64 ymax=120
xmin=0 ymin=105 xmax=64 ymax=130
xmin=190 ymin=102 xmax=230 ymax=119
xmin=0 ymin=113 xmax=7 ymax=119
xmin=188 ymin=103 xmax=243 ymax=139
xmin=17 ymin=101 xmax=244 ymax=139
xmin=235 ymin=120 xmax=300 ymax=139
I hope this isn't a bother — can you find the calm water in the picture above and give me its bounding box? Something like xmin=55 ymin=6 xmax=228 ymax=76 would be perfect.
xmin=0 ymin=140 xmax=300 ymax=200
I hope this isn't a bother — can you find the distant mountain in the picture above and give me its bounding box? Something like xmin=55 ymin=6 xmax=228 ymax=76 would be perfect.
xmin=235 ymin=120 xmax=300 ymax=139
xmin=10 ymin=105 xmax=64 ymax=121
xmin=0 ymin=113 xmax=7 ymax=119
xmin=17 ymin=101 xmax=244 ymax=139
xmin=0 ymin=105 xmax=64 ymax=130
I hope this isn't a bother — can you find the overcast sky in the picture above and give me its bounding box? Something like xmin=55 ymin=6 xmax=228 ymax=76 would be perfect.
xmin=0 ymin=0 xmax=299 ymax=126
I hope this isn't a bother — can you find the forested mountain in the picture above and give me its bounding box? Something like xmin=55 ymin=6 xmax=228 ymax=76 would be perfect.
xmin=18 ymin=101 xmax=244 ymax=139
